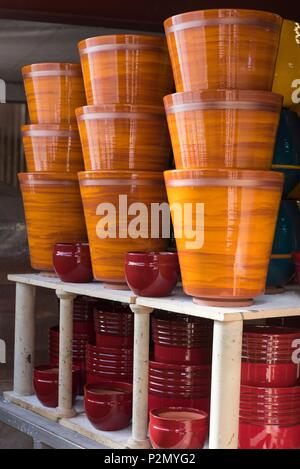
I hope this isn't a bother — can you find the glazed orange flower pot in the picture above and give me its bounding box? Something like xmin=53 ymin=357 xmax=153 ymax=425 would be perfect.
xmin=22 ymin=124 xmax=84 ymax=172
xmin=78 ymin=35 xmax=173 ymax=105
xmin=164 ymin=90 xmax=282 ymax=170
xmin=272 ymin=20 xmax=300 ymax=108
xmin=76 ymin=105 xmax=171 ymax=171
xmin=164 ymin=9 xmax=282 ymax=92
xmin=79 ymin=171 xmax=168 ymax=288
xmin=164 ymin=169 xmax=283 ymax=307
xmin=22 ymin=63 xmax=86 ymax=124
xmin=19 ymin=173 xmax=87 ymax=272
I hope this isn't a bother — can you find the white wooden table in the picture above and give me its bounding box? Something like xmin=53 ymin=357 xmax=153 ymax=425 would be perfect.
xmin=5 ymin=273 xmax=300 ymax=449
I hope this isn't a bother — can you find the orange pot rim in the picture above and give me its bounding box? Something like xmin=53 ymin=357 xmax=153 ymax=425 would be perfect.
xmin=164 ymin=169 xmax=284 ymax=189
xmin=164 ymin=89 xmax=283 ymax=111
xmin=164 ymin=9 xmax=282 ymax=32
xmin=22 ymin=63 xmax=82 ymax=78
xmin=78 ymin=34 xmax=167 ymax=53
xmin=76 ymin=104 xmax=165 ymax=120
xmin=22 ymin=124 xmax=80 ymax=137
xmin=18 ymin=172 xmax=79 ymax=184
xmin=78 ymin=170 xmax=164 ymax=182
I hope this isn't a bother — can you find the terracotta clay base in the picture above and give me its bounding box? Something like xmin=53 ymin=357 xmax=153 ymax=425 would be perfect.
xmin=39 ymin=271 xmax=58 ymax=278
xmin=265 ymin=286 xmax=285 ymax=295
xmin=102 ymin=282 xmax=130 ymax=291
xmin=193 ymin=297 xmax=254 ymax=307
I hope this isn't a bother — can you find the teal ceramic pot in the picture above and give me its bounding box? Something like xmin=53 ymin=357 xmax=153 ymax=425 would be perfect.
xmin=273 ymin=110 xmax=300 ymax=166
xmin=267 ymin=200 xmax=300 ymax=287
xmin=272 ymin=166 xmax=300 ymax=199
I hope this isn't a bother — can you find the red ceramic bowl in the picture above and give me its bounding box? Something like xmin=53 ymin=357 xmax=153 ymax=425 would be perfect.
xmin=149 ymin=372 xmax=211 ymax=387
xmin=95 ymin=333 xmax=133 ymax=348
xmin=148 ymin=393 xmax=210 ymax=415
xmin=73 ymin=321 xmax=95 ymax=336
xmin=154 ymin=344 xmax=212 ymax=365
xmin=84 ymin=382 xmax=132 ymax=431
xmin=53 ymin=243 xmax=93 ymax=283
xmin=241 ymin=384 xmax=300 ymax=397
xmin=125 ymin=252 xmax=179 ymax=297
xmin=33 ymin=364 xmax=80 ymax=407
xmin=86 ymin=361 xmax=132 ymax=371
xmin=241 ymin=361 xmax=299 ymax=387
xmin=243 ymin=325 xmax=300 ymax=338
xmin=86 ymin=372 xmax=132 ymax=384
xmin=149 ymin=360 xmax=211 ymax=374
xmin=239 ymin=421 xmax=300 ymax=449
xmin=149 ymin=407 xmax=208 ymax=449
xmin=87 ymin=344 xmax=133 ymax=355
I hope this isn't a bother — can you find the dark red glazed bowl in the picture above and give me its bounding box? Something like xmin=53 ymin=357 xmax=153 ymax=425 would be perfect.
xmin=125 ymin=252 xmax=179 ymax=297
xmin=84 ymin=381 xmax=132 ymax=431
xmin=149 ymin=407 xmax=208 ymax=449
xmin=53 ymin=243 xmax=93 ymax=283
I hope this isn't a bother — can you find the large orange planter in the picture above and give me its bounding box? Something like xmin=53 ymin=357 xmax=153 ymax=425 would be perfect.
xmin=164 ymin=9 xmax=282 ymax=92
xmin=79 ymin=171 xmax=168 ymax=287
xmin=76 ymin=105 xmax=171 ymax=171
xmin=78 ymin=35 xmax=173 ymax=105
xmin=164 ymin=169 xmax=283 ymax=306
xmin=22 ymin=124 xmax=84 ymax=172
xmin=164 ymin=90 xmax=282 ymax=170
xmin=22 ymin=63 xmax=86 ymax=124
xmin=19 ymin=173 xmax=87 ymax=272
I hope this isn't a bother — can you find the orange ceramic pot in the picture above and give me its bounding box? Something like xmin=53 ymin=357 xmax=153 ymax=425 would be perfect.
xmin=76 ymin=105 xmax=171 ymax=171
xmin=22 ymin=124 xmax=84 ymax=172
xmin=164 ymin=169 xmax=283 ymax=306
xmin=78 ymin=35 xmax=173 ymax=105
xmin=164 ymin=90 xmax=282 ymax=170
xmin=19 ymin=172 xmax=87 ymax=272
xmin=79 ymin=171 xmax=168 ymax=287
xmin=22 ymin=63 xmax=86 ymax=124
xmin=164 ymin=9 xmax=282 ymax=92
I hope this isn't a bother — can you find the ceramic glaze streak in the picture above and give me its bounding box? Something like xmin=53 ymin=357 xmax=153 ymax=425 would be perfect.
xmin=78 ymin=35 xmax=173 ymax=105
xmin=79 ymin=171 xmax=168 ymax=285
xmin=164 ymin=9 xmax=282 ymax=92
xmin=164 ymin=169 xmax=283 ymax=305
xmin=22 ymin=124 xmax=84 ymax=172
xmin=76 ymin=105 xmax=171 ymax=171
xmin=22 ymin=63 xmax=86 ymax=124
xmin=164 ymin=90 xmax=282 ymax=170
xmin=18 ymin=173 xmax=87 ymax=272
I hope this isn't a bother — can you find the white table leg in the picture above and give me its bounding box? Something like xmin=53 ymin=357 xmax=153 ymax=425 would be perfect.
xmin=56 ymin=290 xmax=77 ymax=418
xmin=127 ymin=304 xmax=153 ymax=449
xmin=209 ymin=320 xmax=243 ymax=449
xmin=13 ymin=282 xmax=36 ymax=396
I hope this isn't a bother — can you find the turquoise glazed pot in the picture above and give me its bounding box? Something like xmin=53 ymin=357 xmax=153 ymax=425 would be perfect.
xmin=273 ymin=109 xmax=300 ymax=166
xmin=267 ymin=200 xmax=300 ymax=287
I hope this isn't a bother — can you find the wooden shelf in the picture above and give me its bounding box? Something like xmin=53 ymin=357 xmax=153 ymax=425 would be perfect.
xmin=8 ymin=273 xmax=300 ymax=322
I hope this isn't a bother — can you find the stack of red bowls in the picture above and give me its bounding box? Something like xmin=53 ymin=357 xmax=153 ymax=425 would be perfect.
xmin=49 ymin=325 xmax=94 ymax=394
xmin=149 ymin=312 xmax=212 ymax=414
xmin=239 ymin=325 xmax=300 ymax=449
xmin=239 ymin=385 xmax=300 ymax=449
xmin=241 ymin=326 xmax=300 ymax=387
xmin=86 ymin=343 xmax=133 ymax=384
xmin=152 ymin=312 xmax=213 ymax=365
xmin=49 ymin=296 xmax=98 ymax=393
xmin=148 ymin=361 xmax=211 ymax=414
xmin=93 ymin=303 xmax=133 ymax=348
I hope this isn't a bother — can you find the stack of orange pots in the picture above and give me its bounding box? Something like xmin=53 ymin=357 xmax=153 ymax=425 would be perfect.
xmin=163 ymin=9 xmax=285 ymax=306
xmin=19 ymin=63 xmax=87 ymax=273
xmin=77 ymin=35 xmax=174 ymax=289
